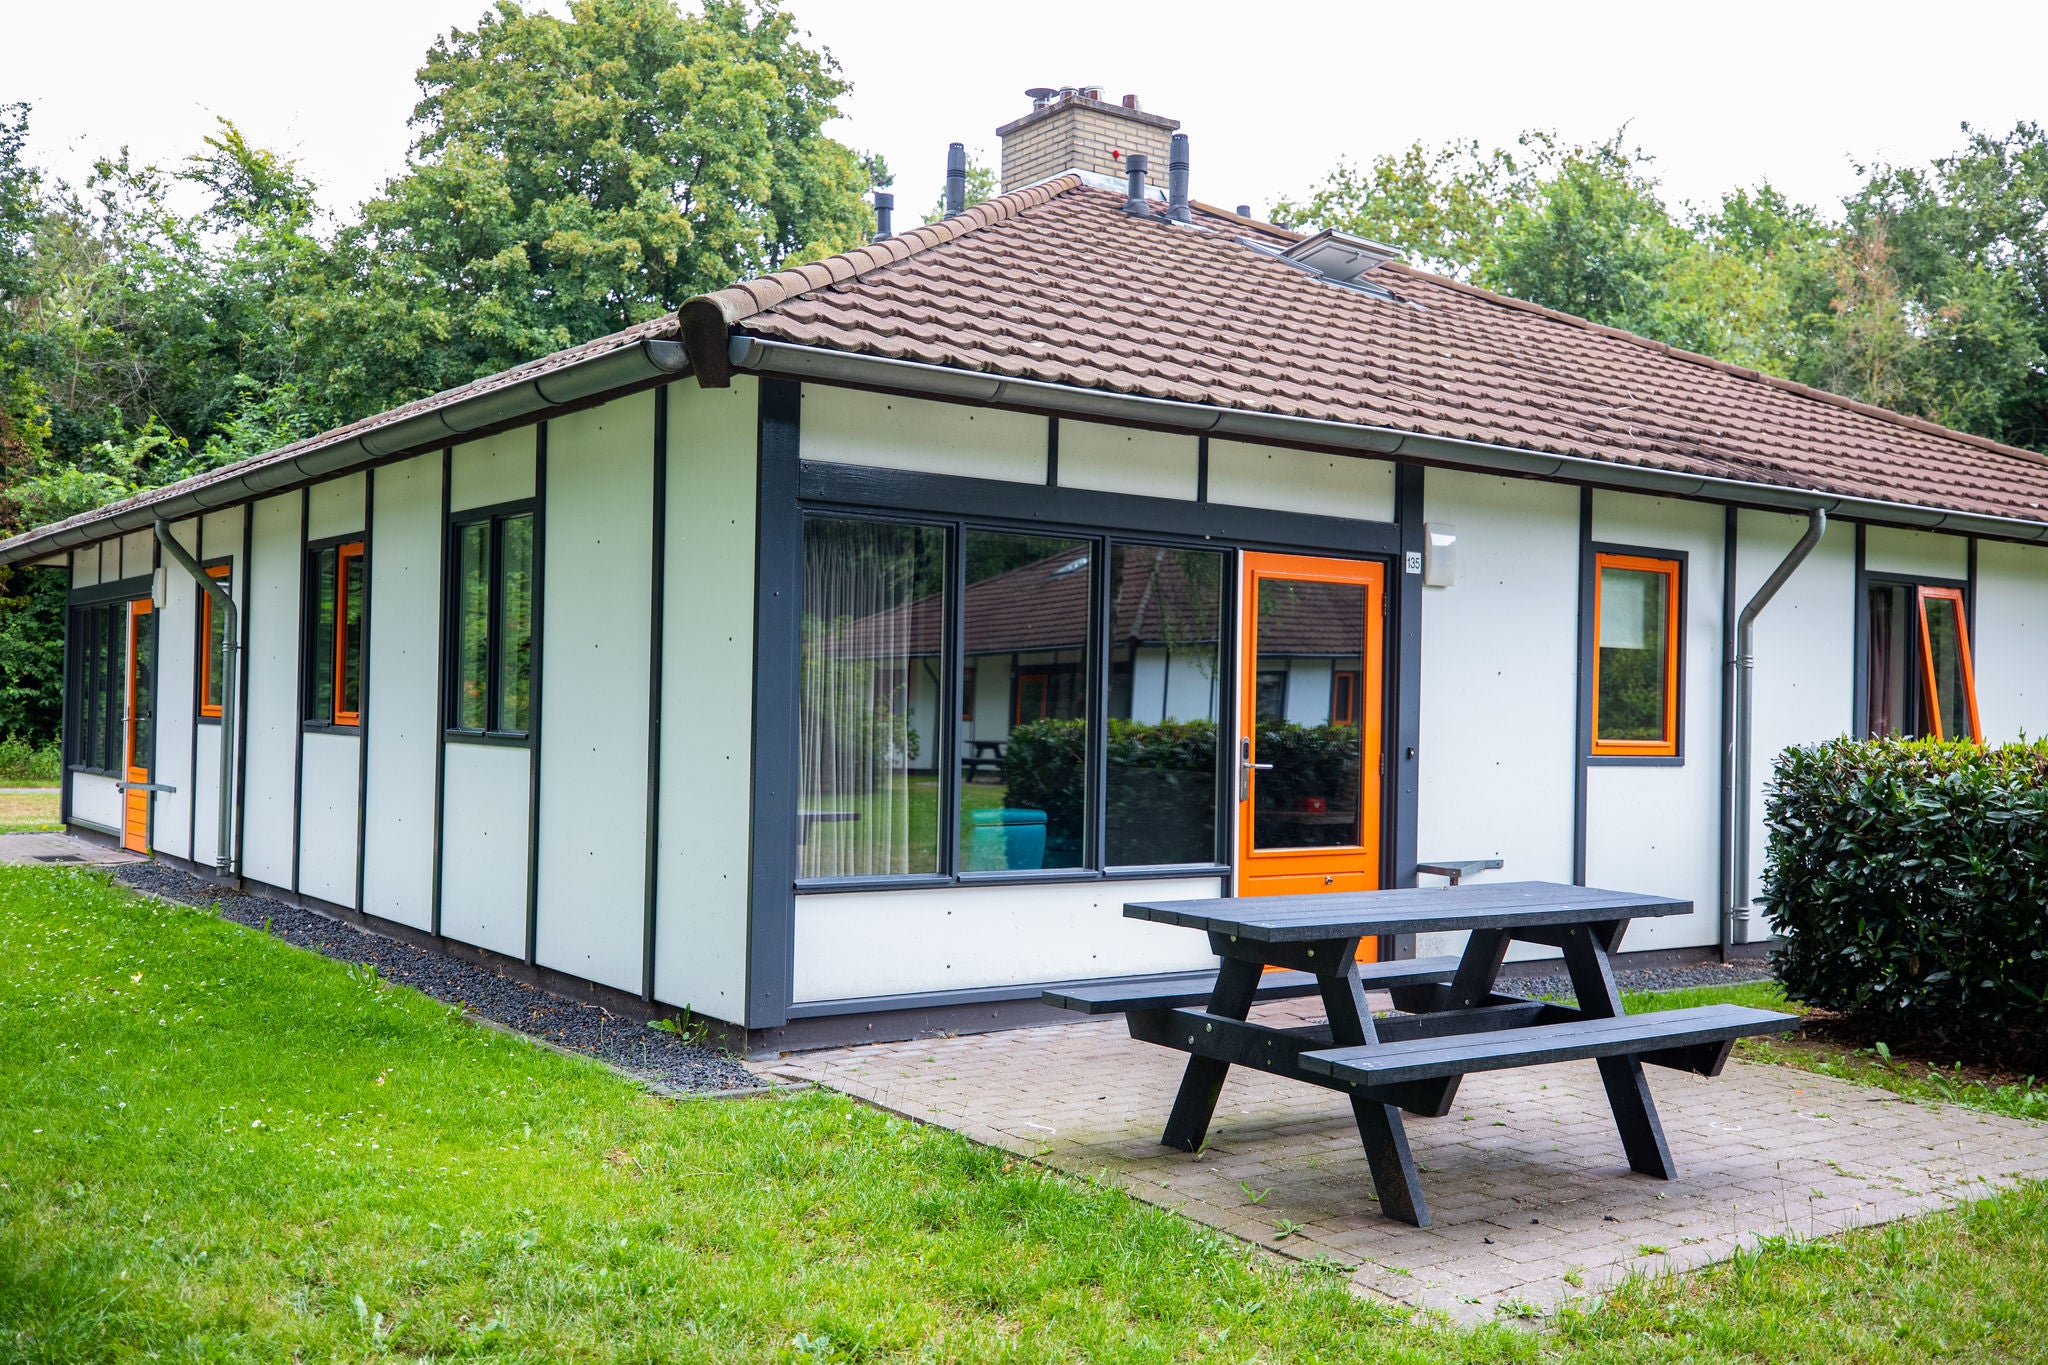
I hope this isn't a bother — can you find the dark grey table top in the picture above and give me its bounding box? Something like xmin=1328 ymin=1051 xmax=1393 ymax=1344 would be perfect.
xmin=1125 ymin=880 xmax=1691 ymax=942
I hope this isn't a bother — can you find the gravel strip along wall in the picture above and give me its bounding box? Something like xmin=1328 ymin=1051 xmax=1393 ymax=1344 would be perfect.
xmin=1503 ymin=957 xmax=1776 ymax=1003
xmin=114 ymin=863 xmax=761 ymax=1093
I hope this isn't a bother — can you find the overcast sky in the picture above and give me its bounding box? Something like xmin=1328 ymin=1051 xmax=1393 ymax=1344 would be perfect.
xmin=12 ymin=0 xmax=2047 ymax=231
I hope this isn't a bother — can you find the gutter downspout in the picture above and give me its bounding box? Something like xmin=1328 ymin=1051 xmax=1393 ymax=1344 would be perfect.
xmin=155 ymin=519 xmax=237 ymax=876
xmin=1723 ymin=507 xmax=1825 ymax=953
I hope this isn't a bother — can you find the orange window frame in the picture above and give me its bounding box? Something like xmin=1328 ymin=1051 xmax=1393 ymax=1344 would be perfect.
xmin=1589 ymin=551 xmax=1682 ymax=757
xmin=1914 ymin=585 xmax=1982 ymax=742
xmin=1014 ymin=671 xmax=1050 ymax=724
xmin=1332 ymin=670 xmax=1361 ymax=727
xmin=333 ymin=541 xmax=365 ymax=726
xmin=198 ymin=564 xmax=231 ymax=719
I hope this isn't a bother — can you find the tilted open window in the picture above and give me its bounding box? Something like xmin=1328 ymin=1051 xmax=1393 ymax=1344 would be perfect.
xmin=1865 ymin=580 xmax=1981 ymax=742
xmin=447 ymin=506 xmax=535 ymax=739
xmin=198 ymin=564 xmax=232 ymax=721
xmin=1589 ymin=551 xmax=1682 ymax=758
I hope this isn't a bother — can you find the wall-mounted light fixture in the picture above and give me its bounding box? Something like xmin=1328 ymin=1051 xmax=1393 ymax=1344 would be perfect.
xmin=1424 ymin=523 xmax=1457 ymax=587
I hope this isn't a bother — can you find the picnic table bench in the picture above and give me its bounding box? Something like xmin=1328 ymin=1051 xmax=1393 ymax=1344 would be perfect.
xmin=1044 ymin=881 xmax=1797 ymax=1227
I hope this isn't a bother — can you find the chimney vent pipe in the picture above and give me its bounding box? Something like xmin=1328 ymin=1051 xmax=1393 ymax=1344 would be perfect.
xmin=1167 ymin=133 xmax=1191 ymax=223
xmin=1123 ymin=152 xmax=1150 ymax=215
xmin=872 ymin=191 xmax=894 ymax=241
xmin=1236 ymin=204 xmax=1251 ymax=217
xmin=944 ymin=143 xmax=967 ymax=218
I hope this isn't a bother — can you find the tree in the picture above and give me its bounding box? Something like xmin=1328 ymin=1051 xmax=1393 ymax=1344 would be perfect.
xmin=300 ymin=0 xmax=881 ymax=417
xmin=923 ymin=148 xmax=997 ymax=224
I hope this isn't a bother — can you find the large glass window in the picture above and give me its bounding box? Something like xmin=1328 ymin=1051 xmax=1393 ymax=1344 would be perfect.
xmin=1106 ymin=545 xmax=1226 ymax=866
xmin=798 ymin=518 xmax=947 ymax=880
xmin=1866 ymin=581 xmax=1981 ymax=741
xmin=798 ymin=517 xmax=1229 ymax=884
xmin=305 ymin=541 xmax=366 ymax=726
xmin=962 ymin=531 xmax=1092 ymax=872
xmin=1251 ymin=576 xmax=1366 ymax=850
xmin=1590 ymin=551 xmax=1681 ymax=757
xmin=68 ymin=602 xmax=128 ymax=773
xmin=448 ymin=508 xmax=535 ymax=738
xmin=198 ymin=565 xmax=231 ymax=720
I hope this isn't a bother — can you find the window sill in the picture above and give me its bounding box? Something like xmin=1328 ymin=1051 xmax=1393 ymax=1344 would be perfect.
xmin=67 ymin=765 xmax=119 ymax=778
xmin=302 ymin=721 xmax=363 ymax=734
xmin=1586 ymin=753 xmax=1684 ymax=767
xmin=444 ymin=729 xmax=531 ymax=748
xmin=795 ymin=864 xmax=1232 ymax=895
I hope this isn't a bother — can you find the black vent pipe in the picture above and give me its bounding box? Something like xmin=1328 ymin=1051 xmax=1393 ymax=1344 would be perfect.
xmin=944 ymin=143 xmax=967 ymax=218
xmin=1168 ymin=134 xmax=1191 ymax=223
xmin=873 ymin=191 xmax=894 ymax=241
xmin=1123 ymin=153 xmax=1150 ymax=215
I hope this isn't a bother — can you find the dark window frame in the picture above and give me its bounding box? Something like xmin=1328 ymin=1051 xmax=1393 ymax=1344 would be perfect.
xmin=301 ymin=534 xmax=368 ymax=730
xmin=1582 ymin=541 xmax=1688 ymax=767
xmin=66 ymin=596 xmax=139 ymax=776
xmin=793 ymin=504 xmax=1238 ymax=891
xmin=1859 ymin=570 xmax=1981 ymax=742
xmin=443 ymin=499 xmax=537 ymax=744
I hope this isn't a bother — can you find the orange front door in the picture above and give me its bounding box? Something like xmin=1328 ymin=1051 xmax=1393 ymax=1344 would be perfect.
xmin=122 ymin=599 xmax=155 ymax=853
xmin=1237 ymin=553 xmax=1384 ymax=955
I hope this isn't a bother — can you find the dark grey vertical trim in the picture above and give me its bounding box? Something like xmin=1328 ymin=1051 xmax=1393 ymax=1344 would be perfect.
xmin=233 ymin=507 xmax=255 ymax=876
xmin=59 ymin=580 xmax=75 ymax=827
xmin=1851 ymin=521 xmax=1868 ymax=737
xmin=1391 ymin=464 xmax=1423 ymax=901
xmin=1196 ymin=435 xmax=1210 ymax=504
xmin=1716 ymin=505 xmax=1737 ymax=960
xmin=524 ymin=424 xmax=548 ymax=966
xmin=1572 ymin=487 xmax=1594 ymax=886
xmin=747 ymin=377 xmax=802 ymax=1029
xmin=353 ymin=469 xmax=375 ymax=913
xmin=1045 ymin=415 xmax=1059 ymax=487
xmin=1087 ymin=535 xmax=1111 ymax=869
xmin=290 ymin=492 xmax=309 ymax=894
xmin=641 ymin=388 xmax=669 ymax=1001
xmin=1965 ymin=534 xmax=1978 ymax=642
xmin=430 ymin=450 xmax=452 ymax=935
xmin=183 ymin=525 xmax=200 ymax=859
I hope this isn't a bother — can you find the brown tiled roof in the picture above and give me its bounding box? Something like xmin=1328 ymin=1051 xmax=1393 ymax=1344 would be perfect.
xmin=688 ymin=176 xmax=2048 ymax=527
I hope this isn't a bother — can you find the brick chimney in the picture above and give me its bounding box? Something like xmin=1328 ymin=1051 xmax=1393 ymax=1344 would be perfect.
xmin=997 ymin=87 xmax=1180 ymax=193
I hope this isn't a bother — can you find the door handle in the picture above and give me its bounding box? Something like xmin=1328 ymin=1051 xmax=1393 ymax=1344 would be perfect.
xmin=1238 ymin=735 xmax=1273 ymax=802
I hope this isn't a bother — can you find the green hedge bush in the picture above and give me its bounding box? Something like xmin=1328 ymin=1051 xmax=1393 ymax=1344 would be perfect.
xmin=1761 ymin=736 xmax=2048 ymax=1067
xmin=0 ymin=735 xmax=60 ymax=785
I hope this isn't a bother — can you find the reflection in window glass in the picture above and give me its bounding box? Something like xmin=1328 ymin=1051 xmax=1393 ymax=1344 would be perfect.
xmin=1106 ymin=545 xmax=1225 ymax=866
xmin=338 ymin=545 xmax=365 ymax=721
xmin=1251 ymin=578 xmax=1364 ymax=850
xmin=496 ymin=515 xmax=534 ymax=732
xmin=306 ymin=547 xmax=338 ymax=722
xmin=961 ymin=531 xmax=1091 ymax=871
xmin=130 ymin=605 xmax=155 ymax=771
xmin=799 ymin=517 xmax=946 ymax=879
xmin=1594 ymin=558 xmax=1674 ymax=748
xmin=454 ymin=522 xmax=490 ymax=731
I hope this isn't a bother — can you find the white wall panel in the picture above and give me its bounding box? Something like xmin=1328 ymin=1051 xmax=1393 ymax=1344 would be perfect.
xmin=71 ymin=773 xmax=122 ymax=831
xmin=297 ymin=731 xmax=360 ymax=907
xmin=451 ymin=428 xmax=537 ymax=511
xmin=1969 ymin=540 xmax=2048 ymax=743
xmin=439 ymin=743 xmax=530 ymax=958
xmin=239 ymin=496 xmax=299 ymax=886
xmin=152 ymin=519 xmax=201 ymax=861
xmin=307 ymin=472 xmax=367 ymax=541
xmin=188 ymin=508 xmax=248 ymax=870
xmin=1864 ymin=527 xmax=1968 ymax=582
xmin=793 ymin=877 xmax=1225 ymax=1002
xmin=1584 ymin=492 xmax=1727 ymax=951
xmin=1739 ymin=511 xmax=1856 ymax=936
xmin=802 ymin=384 xmax=1046 ymax=483
xmin=71 ymin=544 xmax=101 ymax=588
xmin=118 ymin=530 xmax=152 ymax=581
xmin=1057 ymin=421 xmax=1199 ymax=499
xmin=1207 ymin=440 xmax=1396 ymax=521
xmin=655 ymin=379 xmax=758 ymax=1022
xmin=362 ymin=454 xmax=442 ymax=930
xmin=1413 ymin=471 xmax=1579 ymax=961
xmin=534 ymin=395 xmax=655 ymax=996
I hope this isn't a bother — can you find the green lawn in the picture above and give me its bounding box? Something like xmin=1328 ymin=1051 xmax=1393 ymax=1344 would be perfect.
xmin=0 ymin=788 xmax=60 ymax=834
xmin=4 ymin=867 xmax=2047 ymax=1362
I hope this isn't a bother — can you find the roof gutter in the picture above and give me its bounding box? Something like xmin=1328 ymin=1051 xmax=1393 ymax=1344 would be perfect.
xmin=726 ymin=336 xmax=2048 ymax=545
xmin=0 ymin=338 xmax=690 ymax=569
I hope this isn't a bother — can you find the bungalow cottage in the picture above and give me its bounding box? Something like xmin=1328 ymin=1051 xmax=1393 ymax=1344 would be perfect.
xmin=6 ymin=90 xmax=2044 ymax=1052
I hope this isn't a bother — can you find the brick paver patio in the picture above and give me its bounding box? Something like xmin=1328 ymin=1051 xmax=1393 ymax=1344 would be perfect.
xmin=775 ymin=998 xmax=2048 ymax=1322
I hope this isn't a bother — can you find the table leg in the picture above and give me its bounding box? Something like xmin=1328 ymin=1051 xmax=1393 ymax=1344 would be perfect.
xmin=1321 ymin=968 xmax=1431 ymax=1228
xmin=1158 ymin=956 xmax=1262 ymax=1152
xmin=1563 ymin=922 xmax=1676 ymax=1179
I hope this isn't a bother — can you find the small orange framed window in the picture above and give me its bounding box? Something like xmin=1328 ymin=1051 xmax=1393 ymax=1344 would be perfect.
xmin=198 ymin=565 xmax=232 ymax=720
xmin=1914 ymin=586 xmax=1981 ymax=742
xmin=1590 ymin=552 xmax=1681 ymax=757
xmin=1331 ymin=670 xmax=1361 ymax=727
xmin=305 ymin=540 xmax=366 ymax=726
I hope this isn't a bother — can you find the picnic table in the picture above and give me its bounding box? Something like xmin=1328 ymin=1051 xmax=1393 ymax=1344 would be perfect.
xmin=1043 ymin=881 xmax=1796 ymax=1227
